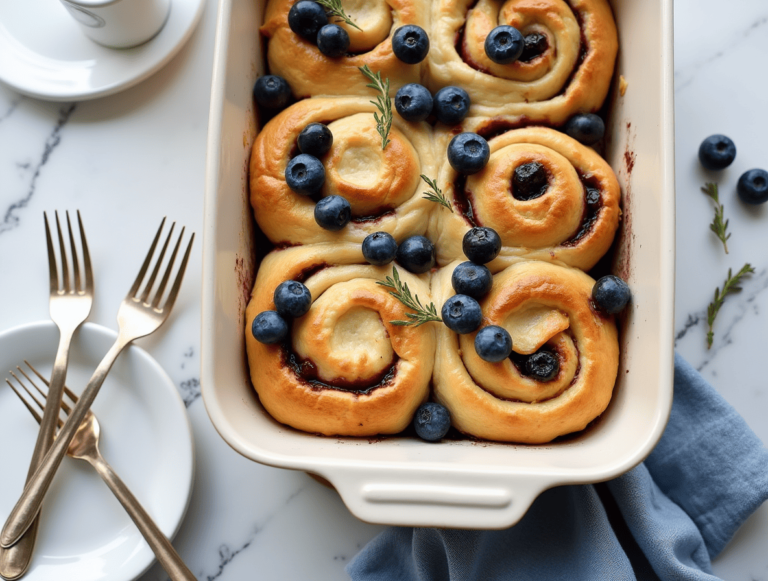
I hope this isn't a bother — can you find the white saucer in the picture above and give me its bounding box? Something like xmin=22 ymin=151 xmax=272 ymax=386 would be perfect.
xmin=0 ymin=0 xmax=205 ymax=102
xmin=0 ymin=322 xmax=194 ymax=581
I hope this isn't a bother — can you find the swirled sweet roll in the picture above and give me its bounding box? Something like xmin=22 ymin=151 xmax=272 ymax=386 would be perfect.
xmin=428 ymin=0 xmax=618 ymax=122
xmin=432 ymin=260 xmax=618 ymax=444
xmin=245 ymin=244 xmax=435 ymax=437
xmin=429 ymin=126 xmax=620 ymax=271
xmin=251 ymin=97 xmax=436 ymax=246
xmin=261 ymin=0 xmax=429 ymax=98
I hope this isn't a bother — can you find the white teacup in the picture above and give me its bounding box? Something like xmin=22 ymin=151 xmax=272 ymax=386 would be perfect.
xmin=60 ymin=0 xmax=172 ymax=49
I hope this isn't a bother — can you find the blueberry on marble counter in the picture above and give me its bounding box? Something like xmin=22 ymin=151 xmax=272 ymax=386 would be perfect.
xmin=737 ymin=169 xmax=768 ymax=205
xmin=698 ymin=135 xmax=736 ymax=171
xmin=592 ymin=275 xmax=631 ymax=314
xmin=563 ymin=113 xmax=605 ymax=146
xmin=395 ymin=84 xmax=433 ymax=122
xmin=288 ymin=0 xmax=328 ymax=42
xmin=363 ymin=232 xmax=398 ymax=265
xmin=524 ymin=351 xmax=560 ymax=382
xmin=433 ymin=86 xmax=470 ymax=125
xmin=413 ymin=402 xmax=451 ymax=442
xmin=298 ymin=123 xmax=333 ymax=157
xmin=274 ymin=280 xmax=312 ymax=318
xmin=447 ymin=133 xmax=490 ymax=175
xmin=253 ymin=75 xmax=292 ymax=110
xmin=317 ymin=24 xmax=349 ymax=58
xmin=252 ymin=311 xmax=289 ymax=344
xmin=392 ymin=25 xmax=430 ymax=64
xmin=475 ymin=326 xmax=513 ymax=363
xmin=484 ymin=25 xmax=525 ymax=64
xmin=396 ymin=235 xmax=435 ymax=274
xmin=314 ymin=195 xmax=351 ymax=230
xmin=441 ymin=295 xmax=483 ymax=334
xmin=462 ymin=227 xmax=502 ymax=265
xmin=286 ymin=154 xmax=325 ymax=195
xmin=451 ymin=262 xmax=492 ymax=299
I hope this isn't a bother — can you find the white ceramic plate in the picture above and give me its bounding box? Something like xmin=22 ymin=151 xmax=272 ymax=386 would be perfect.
xmin=0 ymin=0 xmax=205 ymax=102
xmin=0 ymin=321 xmax=194 ymax=581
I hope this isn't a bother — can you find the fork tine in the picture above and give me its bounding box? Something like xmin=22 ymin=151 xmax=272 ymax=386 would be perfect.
xmin=66 ymin=211 xmax=81 ymax=292
xmin=128 ymin=217 xmax=166 ymax=299
xmin=151 ymin=227 xmax=184 ymax=309
xmin=55 ymin=211 xmax=70 ymax=293
xmin=24 ymin=360 xmax=79 ymax=406
xmin=44 ymin=212 xmax=58 ymax=293
xmin=156 ymin=232 xmax=194 ymax=312
xmin=140 ymin=222 xmax=175 ymax=304
xmin=78 ymin=211 xmax=94 ymax=293
xmin=5 ymin=379 xmax=43 ymax=425
xmin=16 ymin=366 xmax=72 ymax=416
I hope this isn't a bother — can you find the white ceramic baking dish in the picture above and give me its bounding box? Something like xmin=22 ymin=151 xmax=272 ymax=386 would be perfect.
xmin=202 ymin=0 xmax=675 ymax=529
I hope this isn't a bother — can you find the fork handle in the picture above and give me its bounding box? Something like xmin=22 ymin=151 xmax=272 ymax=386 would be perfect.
xmin=1 ymin=338 xmax=127 ymax=548
xmin=86 ymin=450 xmax=197 ymax=581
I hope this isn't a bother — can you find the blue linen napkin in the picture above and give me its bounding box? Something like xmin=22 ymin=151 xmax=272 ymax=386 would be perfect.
xmin=347 ymin=353 xmax=768 ymax=581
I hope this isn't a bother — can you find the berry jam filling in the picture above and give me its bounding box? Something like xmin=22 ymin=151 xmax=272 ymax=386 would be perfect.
xmin=284 ymin=347 xmax=399 ymax=394
xmin=452 ymin=174 xmax=480 ymax=226
xmin=562 ymin=179 xmax=602 ymax=246
xmin=510 ymin=348 xmax=561 ymax=382
xmin=512 ymin=161 xmax=550 ymax=201
xmin=519 ymin=33 xmax=549 ymax=63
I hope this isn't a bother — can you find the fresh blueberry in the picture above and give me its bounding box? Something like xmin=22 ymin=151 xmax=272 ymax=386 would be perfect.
xmin=273 ymin=280 xmax=312 ymax=318
xmin=251 ymin=311 xmax=289 ymax=344
xmin=698 ymin=135 xmax=736 ymax=171
xmin=447 ymin=133 xmax=490 ymax=175
xmin=285 ymin=153 xmax=325 ymax=195
xmin=317 ymin=24 xmax=349 ymax=58
xmin=314 ymin=195 xmax=351 ymax=230
xmin=474 ymin=326 xmax=513 ymax=363
xmin=441 ymin=295 xmax=483 ymax=334
xmin=524 ymin=351 xmax=560 ymax=382
xmin=253 ymin=75 xmax=292 ymax=110
xmin=462 ymin=227 xmax=502 ymax=264
xmin=484 ymin=25 xmax=525 ymax=65
xmin=392 ymin=25 xmax=429 ymax=64
xmin=395 ymin=235 xmax=435 ymax=274
xmin=451 ymin=262 xmax=492 ymax=299
xmin=433 ymin=86 xmax=470 ymax=125
xmin=298 ymin=123 xmax=333 ymax=157
xmin=362 ymin=232 xmax=398 ymax=265
xmin=412 ymin=402 xmax=451 ymax=442
xmin=395 ymin=84 xmax=433 ymax=122
xmin=288 ymin=0 xmax=328 ymax=42
xmin=592 ymin=275 xmax=631 ymax=314
xmin=737 ymin=169 xmax=768 ymax=205
xmin=563 ymin=113 xmax=605 ymax=146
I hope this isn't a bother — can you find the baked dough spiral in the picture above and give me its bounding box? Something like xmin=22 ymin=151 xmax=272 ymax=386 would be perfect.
xmin=261 ymin=0 xmax=429 ymax=98
xmin=432 ymin=260 xmax=618 ymax=444
xmin=250 ymin=97 xmax=436 ymax=246
xmin=428 ymin=0 xmax=618 ymax=122
xmin=430 ymin=125 xmax=620 ymax=270
xmin=245 ymin=244 xmax=435 ymax=436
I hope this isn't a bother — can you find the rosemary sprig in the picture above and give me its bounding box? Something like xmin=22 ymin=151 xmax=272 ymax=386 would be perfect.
xmin=377 ymin=266 xmax=442 ymax=327
xmin=420 ymin=174 xmax=453 ymax=212
xmin=706 ymin=263 xmax=755 ymax=348
xmin=315 ymin=0 xmax=361 ymax=30
xmin=359 ymin=65 xmax=392 ymax=150
xmin=701 ymin=182 xmax=731 ymax=254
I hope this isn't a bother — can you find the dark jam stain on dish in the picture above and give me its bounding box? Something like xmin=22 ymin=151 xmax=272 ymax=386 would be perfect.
xmin=283 ymin=347 xmax=400 ymax=395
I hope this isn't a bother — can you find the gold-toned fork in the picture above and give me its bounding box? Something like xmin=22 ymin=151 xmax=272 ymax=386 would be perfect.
xmin=5 ymin=363 xmax=196 ymax=581
xmin=0 ymin=211 xmax=94 ymax=580
xmin=1 ymin=218 xmax=194 ymax=550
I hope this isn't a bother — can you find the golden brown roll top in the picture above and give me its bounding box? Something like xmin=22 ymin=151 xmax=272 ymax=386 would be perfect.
xmin=428 ymin=0 xmax=618 ymax=122
xmin=261 ymin=0 xmax=430 ymax=98
xmin=245 ymin=244 xmax=435 ymax=436
xmin=430 ymin=126 xmax=620 ymax=271
xmin=250 ymin=97 xmax=436 ymax=246
xmin=432 ymin=260 xmax=619 ymax=444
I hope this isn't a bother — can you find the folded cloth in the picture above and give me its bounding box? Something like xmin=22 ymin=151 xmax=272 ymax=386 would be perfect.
xmin=347 ymin=353 xmax=768 ymax=581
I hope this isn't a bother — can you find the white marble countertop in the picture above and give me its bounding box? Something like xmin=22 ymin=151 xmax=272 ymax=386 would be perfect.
xmin=1 ymin=0 xmax=767 ymax=579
